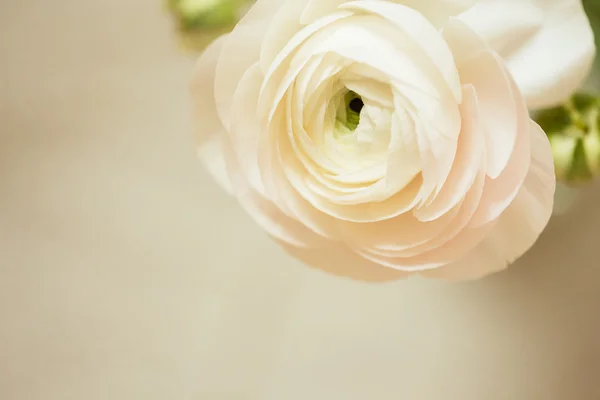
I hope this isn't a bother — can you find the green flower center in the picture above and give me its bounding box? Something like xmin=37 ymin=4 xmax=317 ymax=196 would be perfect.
xmin=335 ymin=91 xmax=364 ymax=134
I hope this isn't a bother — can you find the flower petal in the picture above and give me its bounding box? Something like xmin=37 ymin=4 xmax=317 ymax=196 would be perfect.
xmin=458 ymin=0 xmax=543 ymax=57
xmin=191 ymin=35 xmax=232 ymax=193
xmin=414 ymin=84 xmax=485 ymax=221
xmin=278 ymin=240 xmax=410 ymax=282
xmin=460 ymin=0 xmax=596 ymax=109
xmin=214 ymin=0 xmax=285 ymax=129
xmin=341 ymin=0 xmax=462 ymax=102
xmin=443 ymin=18 xmax=517 ymax=179
xmin=423 ymin=120 xmax=555 ymax=280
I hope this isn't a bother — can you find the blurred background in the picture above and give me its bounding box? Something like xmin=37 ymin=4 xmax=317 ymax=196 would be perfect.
xmin=1 ymin=0 xmax=600 ymax=399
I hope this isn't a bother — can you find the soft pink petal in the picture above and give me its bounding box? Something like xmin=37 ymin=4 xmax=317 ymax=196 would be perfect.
xmin=278 ymin=240 xmax=410 ymax=282
xmin=414 ymin=85 xmax=485 ymax=221
xmin=444 ymin=19 xmax=517 ymax=179
xmin=468 ymin=59 xmax=532 ymax=227
xmin=423 ymin=120 xmax=555 ymax=280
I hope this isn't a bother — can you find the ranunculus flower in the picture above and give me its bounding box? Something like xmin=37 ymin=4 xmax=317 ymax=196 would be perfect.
xmin=192 ymin=0 xmax=595 ymax=281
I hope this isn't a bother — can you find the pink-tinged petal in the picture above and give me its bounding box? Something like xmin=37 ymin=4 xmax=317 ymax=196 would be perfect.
xmin=414 ymin=85 xmax=485 ymax=221
xmin=350 ymin=160 xmax=487 ymax=270
xmin=191 ymin=35 xmax=232 ymax=193
xmin=468 ymin=61 xmax=532 ymax=227
xmin=277 ymin=240 xmax=410 ymax=282
xmin=214 ymin=0 xmax=284 ymax=130
xmin=510 ymin=0 xmax=594 ymax=109
xmin=462 ymin=51 xmax=517 ymax=179
xmin=418 ymin=237 xmax=505 ymax=281
xmin=422 ymin=120 xmax=555 ymax=280
xmin=444 ymin=19 xmax=517 ymax=179
xmin=339 ymin=204 xmax=460 ymax=257
xmin=394 ymin=88 xmax=460 ymax=206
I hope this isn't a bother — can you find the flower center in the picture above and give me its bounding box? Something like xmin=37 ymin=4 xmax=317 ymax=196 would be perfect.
xmin=335 ymin=91 xmax=364 ymax=133
xmin=349 ymin=97 xmax=364 ymax=114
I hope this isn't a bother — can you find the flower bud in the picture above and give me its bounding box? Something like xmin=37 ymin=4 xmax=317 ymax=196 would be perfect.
xmin=536 ymin=93 xmax=600 ymax=186
xmin=167 ymin=0 xmax=252 ymax=52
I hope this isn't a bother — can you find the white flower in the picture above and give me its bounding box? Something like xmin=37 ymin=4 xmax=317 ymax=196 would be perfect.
xmin=192 ymin=0 xmax=595 ymax=281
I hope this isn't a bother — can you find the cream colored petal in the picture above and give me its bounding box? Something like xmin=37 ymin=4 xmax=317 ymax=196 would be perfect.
xmin=191 ymin=35 xmax=232 ymax=194
xmin=214 ymin=0 xmax=284 ymax=129
xmin=303 ymin=0 xmax=475 ymax=27
xmin=457 ymin=1 xmax=543 ymax=57
xmin=301 ymin=0 xmax=349 ymax=24
xmin=272 ymin=166 xmax=342 ymax=241
xmin=508 ymin=0 xmax=595 ymax=109
xmin=423 ymin=120 xmax=555 ymax=280
xmin=385 ymin=107 xmax=422 ymax=194
xmin=341 ymin=0 xmax=462 ymax=102
xmin=460 ymin=0 xmax=596 ymax=109
xmin=258 ymin=11 xmax=353 ymax=123
xmin=228 ymin=64 xmax=267 ymax=195
xmin=394 ymin=0 xmax=477 ymax=27
xmin=259 ymin=0 xmax=307 ymax=74
xmin=286 ymin=163 xmax=422 ymax=222
xmin=224 ymin=141 xmax=327 ymax=249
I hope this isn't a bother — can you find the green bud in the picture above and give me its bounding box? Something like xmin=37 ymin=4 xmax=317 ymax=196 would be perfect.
xmin=167 ymin=0 xmax=252 ymax=52
xmin=536 ymin=93 xmax=600 ymax=186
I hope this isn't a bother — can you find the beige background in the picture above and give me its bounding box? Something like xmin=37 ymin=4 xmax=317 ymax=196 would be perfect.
xmin=1 ymin=0 xmax=600 ymax=399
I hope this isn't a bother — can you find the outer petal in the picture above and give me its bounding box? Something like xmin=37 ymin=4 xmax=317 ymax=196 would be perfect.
xmin=457 ymin=1 xmax=543 ymax=57
xmin=301 ymin=0 xmax=476 ymax=26
xmin=191 ymin=35 xmax=232 ymax=193
xmin=414 ymin=84 xmax=485 ymax=221
xmin=214 ymin=0 xmax=285 ymax=129
xmin=423 ymin=120 xmax=555 ymax=280
xmin=224 ymin=137 xmax=328 ymax=249
xmin=459 ymin=0 xmax=596 ymax=109
xmin=278 ymin=241 xmax=410 ymax=282
xmin=443 ymin=18 xmax=518 ymax=179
